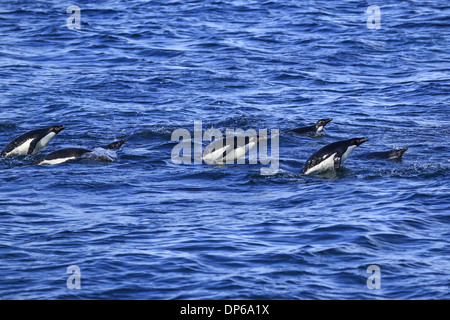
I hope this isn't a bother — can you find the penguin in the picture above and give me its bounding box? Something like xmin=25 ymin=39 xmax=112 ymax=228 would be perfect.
xmin=1 ymin=125 xmax=67 ymax=157
xmin=38 ymin=148 xmax=92 ymax=165
xmin=202 ymin=135 xmax=265 ymax=164
xmin=287 ymin=118 xmax=333 ymax=136
xmin=301 ymin=137 xmax=368 ymax=175
xmin=366 ymin=148 xmax=408 ymax=160
xmin=37 ymin=139 xmax=126 ymax=165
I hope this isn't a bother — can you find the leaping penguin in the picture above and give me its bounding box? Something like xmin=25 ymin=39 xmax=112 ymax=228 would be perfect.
xmin=37 ymin=139 xmax=126 ymax=165
xmin=287 ymin=118 xmax=333 ymax=136
xmin=202 ymin=135 xmax=265 ymax=164
xmin=1 ymin=125 xmax=67 ymax=157
xmin=301 ymin=137 xmax=368 ymax=175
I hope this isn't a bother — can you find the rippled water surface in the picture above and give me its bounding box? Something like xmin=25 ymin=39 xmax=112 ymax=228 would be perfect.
xmin=0 ymin=0 xmax=449 ymax=299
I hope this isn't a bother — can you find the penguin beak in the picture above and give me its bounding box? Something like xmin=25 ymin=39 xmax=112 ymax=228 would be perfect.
xmin=325 ymin=118 xmax=333 ymax=124
xmin=399 ymin=147 xmax=408 ymax=155
xmin=55 ymin=125 xmax=67 ymax=134
xmin=357 ymin=137 xmax=369 ymax=146
xmin=117 ymin=139 xmax=127 ymax=148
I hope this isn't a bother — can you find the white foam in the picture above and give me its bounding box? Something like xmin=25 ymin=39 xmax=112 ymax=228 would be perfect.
xmin=87 ymin=148 xmax=117 ymax=162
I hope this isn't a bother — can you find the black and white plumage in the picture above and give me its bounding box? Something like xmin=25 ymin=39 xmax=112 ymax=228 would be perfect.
xmin=37 ymin=139 xmax=126 ymax=165
xmin=301 ymin=137 xmax=368 ymax=175
xmin=202 ymin=135 xmax=264 ymax=164
xmin=1 ymin=125 xmax=67 ymax=157
xmin=366 ymin=147 xmax=408 ymax=160
xmin=287 ymin=118 xmax=333 ymax=136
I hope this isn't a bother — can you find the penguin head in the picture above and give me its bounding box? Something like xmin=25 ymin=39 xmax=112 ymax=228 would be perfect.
xmin=389 ymin=147 xmax=408 ymax=159
xmin=51 ymin=125 xmax=67 ymax=134
xmin=349 ymin=137 xmax=369 ymax=147
xmin=397 ymin=147 xmax=408 ymax=156
xmin=101 ymin=139 xmax=127 ymax=150
xmin=315 ymin=118 xmax=333 ymax=130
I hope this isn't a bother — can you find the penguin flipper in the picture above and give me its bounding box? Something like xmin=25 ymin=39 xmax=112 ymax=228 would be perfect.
xmin=203 ymin=144 xmax=231 ymax=164
xmin=214 ymin=144 xmax=233 ymax=164
xmin=333 ymin=154 xmax=342 ymax=170
xmin=28 ymin=138 xmax=39 ymax=155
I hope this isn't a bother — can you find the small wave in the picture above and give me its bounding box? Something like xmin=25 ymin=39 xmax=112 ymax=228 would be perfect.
xmin=85 ymin=148 xmax=118 ymax=162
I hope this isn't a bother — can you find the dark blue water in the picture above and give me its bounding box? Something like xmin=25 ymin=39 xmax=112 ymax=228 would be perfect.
xmin=0 ymin=0 xmax=449 ymax=299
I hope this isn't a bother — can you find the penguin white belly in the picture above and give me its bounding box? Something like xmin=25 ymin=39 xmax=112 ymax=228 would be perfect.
xmin=33 ymin=132 xmax=56 ymax=153
xmin=39 ymin=156 xmax=76 ymax=165
xmin=227 ymin=141 xmax=256 ymax=162
xmin=341 ymin=145 xmax=356 ymax=163
xmin=304 ymin=152 xmax=337 ymax=175
xmin=203 ymin=144 xmax=230 ymax=164
xmin=5 ymin=138 xmax=34 ymax=156
xmin=203 ymin=141 xmax=256 ymax=164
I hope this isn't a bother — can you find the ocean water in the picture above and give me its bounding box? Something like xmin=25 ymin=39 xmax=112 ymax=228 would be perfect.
xmin=0 ymin=0 xmax=449 ymax=300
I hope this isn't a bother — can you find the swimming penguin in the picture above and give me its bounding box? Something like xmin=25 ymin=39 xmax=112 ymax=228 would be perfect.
xmin=301 ymin=137 xmax=368 ymax=175
xmin=203 ymin=135 xmax=265 ymax=164
xmin=37 ymin=139 xmax=126 ymax=165
xmin=287 ymin=118 xmax=333 ymax=136
xmin=1 ymin=125 xmax=67 ymax=157
xmin=366 ymin=148 xmax=408 ymax=160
